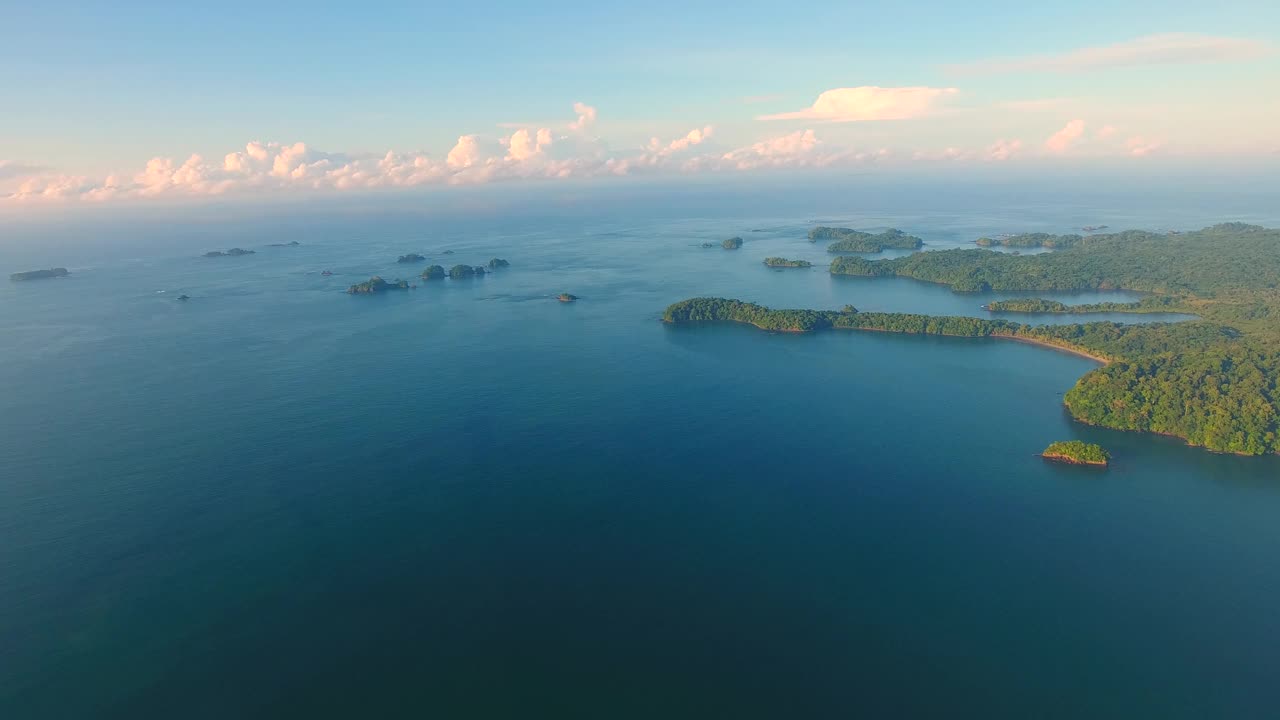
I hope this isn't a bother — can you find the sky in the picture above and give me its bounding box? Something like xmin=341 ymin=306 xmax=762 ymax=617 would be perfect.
xmin=1 ymin=0 xmax=1277 ymax=206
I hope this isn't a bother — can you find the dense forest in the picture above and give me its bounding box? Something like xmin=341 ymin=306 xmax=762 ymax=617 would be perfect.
xmin=812 ymin=227 xmax=924 ymax=253
xmin=984 ymin=296 xmax=1185 ymax=314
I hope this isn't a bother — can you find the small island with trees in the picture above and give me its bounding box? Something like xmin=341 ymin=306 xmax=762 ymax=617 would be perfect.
xmin=812 ymin=227 xmax=924 ymax=253
xmin=421 ymin=265 xmax=446 ymax=280
xmin=1042 ymin=441 xmax=1110 ymax=467
xmin=448 ymin=264 xmax=484 ymax=279
xmin=975 ymin=233 xmax=1081 ymax=249
xmin=487 ymin=258 xmax=510 ymax=269
xmin=763 ymin=257 xmax=812 ymax=268
xmin=397 ymin=253 xmax=426 ymax=263
xmin=558 ymin=293 xmax=578 ymax=303
xmin=11 ymin=267 xmax=70 ymax=281
xmin=204 ymin=248 xmax=256 ymax=257
xmin=722 ymin=237 xmax=744 ymax=250
xmin=347 ymin=276 xmax=411 ymax=294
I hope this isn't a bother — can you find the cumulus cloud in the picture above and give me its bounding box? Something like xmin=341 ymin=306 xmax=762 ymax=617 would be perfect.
xmin=716 ymin=129 xmax=823 ymax=170
xmin=568 ymin=102 xmax=597 ymax=131
xmin=447 ymin=135 xmax=481 ymax=169
xmin=505 ymin=127 xmax=554 ymax=162
xmin=1045 ymin=119 xmax=1086 ymax=153
xmin=648 ymin=126 xmax=714 ymax=155
xmin=947 ymin=33 xmax=1272 ymax=75
xmin=759 ymin=86 xmax=958 ymax=122
xmin=1096 ymin=125 xmax=1118 ymax=139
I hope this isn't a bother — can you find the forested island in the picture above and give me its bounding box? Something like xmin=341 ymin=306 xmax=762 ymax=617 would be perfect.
xmin=204 ymin=248 xmax=255 ymax=257
xmin=666 ymin=225 xmax=1280 ymax=458
xmin=722 ymin=237 xmax=743 ymax=250
xmin=488 ymin=258 xmax=510 ymax=269
xmin=347 ymin=276 xmax=411 ymax=294
xmin=975 ymin=233 xmax=1082 ymax=249
xmin=763 ymin=257 xmax=812 ymax=268
xmin=11 ymin=268 xmax=70 ymax=281
xmin=397 ymin=253 xmax=426 ymax=263
xmin=1042 ymin=441 xmax=1110 ymax=466
xmin=448 ymin=265 xmax=484 ymax=278
xmin=558 ymin=293 xmax=578 ymax=303
xmin=813 ymin=227 xmax=924 ymax=253
xmin=421 ymin=265 xmax=446 ymax=280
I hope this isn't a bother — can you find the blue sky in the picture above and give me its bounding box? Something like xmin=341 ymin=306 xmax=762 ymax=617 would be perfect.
xmin=2 ymin=0 xmax=1277 ymax=204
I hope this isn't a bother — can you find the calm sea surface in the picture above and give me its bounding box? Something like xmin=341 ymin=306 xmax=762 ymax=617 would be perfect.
xmin=2 ymin=178 xmax=1279 ymax=718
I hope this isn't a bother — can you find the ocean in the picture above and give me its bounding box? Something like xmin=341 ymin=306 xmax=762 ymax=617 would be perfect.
xmin=3 ymin=174 xmax=1279 ymax=718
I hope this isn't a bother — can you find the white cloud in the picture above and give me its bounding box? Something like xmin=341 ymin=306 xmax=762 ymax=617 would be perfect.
xmin=1045 ymin=119 xmax=1086 ymax=153
xmin=1126 ymin=136 xmax=1162 ymax=157
xmin=1096 ymin=125 xmax=1118 ymax=140
xmin=759 ymin=86 xmax=958 ymax=123
xmin=986 ymin=139 xmax=1023 ymax=161
xmin=947 ymin=33 xmax=1272 ymax=75
xmin=716 ymin=129 xmax=824 ymax=170
xmin=505 ymin=127 xmax=554 ymax=162
xmin=447 ymin=135 xmax=481 ymax=169
xmin=568 ymin=102 xmax=597 ymax=131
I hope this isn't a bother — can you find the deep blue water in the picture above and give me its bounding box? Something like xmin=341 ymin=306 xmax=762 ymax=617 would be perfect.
xmin=2 ymin=178 xmax=1279 ymax=718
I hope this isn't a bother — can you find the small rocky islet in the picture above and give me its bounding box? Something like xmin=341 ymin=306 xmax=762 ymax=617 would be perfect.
xmin=1042 ymin=441 xmax=1110 ymax=467
xmin=10 ymin=268 xmax=70 ymax=281
xmin=204 ymin=248 xmax=256 ymax=257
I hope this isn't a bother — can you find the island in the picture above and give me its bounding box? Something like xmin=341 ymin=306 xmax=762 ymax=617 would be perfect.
xmin=177 ymin=294 xmax=191 ymax=301
xmin=722 ymin=237 xmax=744 ymax=250
xmin=1042 ymin=441 xmax=1110 ymax=467
xmin=347 ymin=276 xmax=411 ymax=294
xmin=1082 ymin=225 xmax=1109 ymax=232
xmin=813 ymin=227 xmax=924 ymax=253
xmin=10 ymin=268 xmax=70 ymax=281
xmin=397 ymin=253 xmax=426 ymax=263
xmin=974 ymin=233 xmax=1081 ymax=249
xmin=448 ymin=264 xmax=477 ymax=279
xmin=204 ymin=248 xmax=256 ymax=257
xmin=558 ymin=293 xmax=578 ymax=303
xmin=421 ymin=265 xmax=446 ymax=280
xmin=487 ymin=258 xmax=510 ymax=269
xmin=268 ymin=241 xmax=301 ymax=247
xmin=763 ymin=257 xmax=812 ymax=268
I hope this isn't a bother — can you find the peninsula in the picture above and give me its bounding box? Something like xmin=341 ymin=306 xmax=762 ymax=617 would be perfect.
xmin=11 ymin=268 xmax=70 ymax=281
xmin=984 ymin=296 xmax=1184 ymax=314
xmin=1042 ymin=441 xmax=1110 ymax=467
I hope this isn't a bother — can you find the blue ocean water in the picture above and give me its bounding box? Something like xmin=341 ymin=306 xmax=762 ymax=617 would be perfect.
xmin=2 ymin=176 xmax=1279 ymax=718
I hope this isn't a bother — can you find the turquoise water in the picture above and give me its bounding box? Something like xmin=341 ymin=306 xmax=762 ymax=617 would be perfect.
xmin=2 ymin=179 xmax=1279 ymax=718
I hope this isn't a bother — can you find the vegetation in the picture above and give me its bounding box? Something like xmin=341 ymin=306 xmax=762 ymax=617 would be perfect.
xmin=722 ymin=237 xmax=744 ymax=250
xmin=1042 ymin=441 xmax=1110 ymax=466
xmin=975 ymin=233 xmax=1082 ymax=249
xmin=421 ymin=265 xmax=446 ymax=280
xmin=448 ymin=264 xmax=477 ymax=279
xmin=204 ymin=248 xmax=256 ymax=257
xmin=347 ymin=276 xmax=411 ymax=294
xmin=10 ymin=268 xmax=70 ymax=281
xmin=763 ymin=257 xmax=812 ymax=268
xmin=813 ymin=227 xmax=924 ymax=253
xmin=668 ymin=226 xmax=1280 ymax=461
xmin=397 ymin=253 xmax=426 ymax=263
xmin=985 ymin=296 xmax=1186 ymax=314
xmin=488 ymin=258 xmax=510 ymax=269
xmin=558 ymin=293 xmax=578 ymax=302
